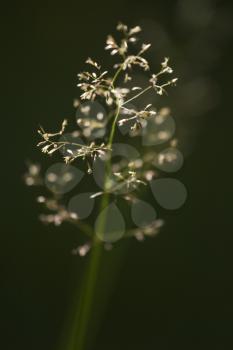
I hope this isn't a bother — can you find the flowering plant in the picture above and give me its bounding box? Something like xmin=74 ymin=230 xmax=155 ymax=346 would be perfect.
xmin=25 ymin=23 xmax=183 ymax=350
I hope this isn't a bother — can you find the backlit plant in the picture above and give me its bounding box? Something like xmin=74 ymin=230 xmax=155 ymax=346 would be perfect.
xmin=24 ymin=22 xmax=184 ymax=350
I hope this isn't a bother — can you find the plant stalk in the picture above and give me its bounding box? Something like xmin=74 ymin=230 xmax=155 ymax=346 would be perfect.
xmin=70 ymin=84 xmax=122 ymax=350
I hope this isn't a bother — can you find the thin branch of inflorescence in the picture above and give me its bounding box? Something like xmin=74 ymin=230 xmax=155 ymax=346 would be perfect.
xmin=27 ymin=21 xmax=178 ymax=253
xmin=25 ymin=22 xmax=180 ymax=350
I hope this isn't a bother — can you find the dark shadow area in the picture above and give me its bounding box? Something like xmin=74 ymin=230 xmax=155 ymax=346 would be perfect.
xmin=1 ymin=0 xmax=233 ymax=349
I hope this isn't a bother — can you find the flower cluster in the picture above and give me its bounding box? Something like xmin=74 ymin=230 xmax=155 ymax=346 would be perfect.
xmin=77 ymin=59 xmax=110 ymax=101
xmin=77 ymin=23 xmax=177 ymax=106
xmin=127 ymin=219 xmax=164 ymax=242
xmin=25 ymin=22 xmax=180 ymax=257
xmin=119 ymin=104 xmax=156 ymax=131
xmin=24 ymin=163 xmax=42 ymax=186
xmin=37 ymin=119 xmax=110 ymax=173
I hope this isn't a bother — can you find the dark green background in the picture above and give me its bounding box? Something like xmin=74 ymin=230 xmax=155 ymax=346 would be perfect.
xmin=2 ymin=0 xmax=233 ymax=349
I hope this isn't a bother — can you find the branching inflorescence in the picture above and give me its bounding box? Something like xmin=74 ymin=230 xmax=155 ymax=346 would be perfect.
xmin=25 ymin=22 xmax=180 ymax=256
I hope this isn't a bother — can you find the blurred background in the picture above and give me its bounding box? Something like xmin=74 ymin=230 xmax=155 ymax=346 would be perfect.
xmin=1 ymin=0 xmax=233 ymax=349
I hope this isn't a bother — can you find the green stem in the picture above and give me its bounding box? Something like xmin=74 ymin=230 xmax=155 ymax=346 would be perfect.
xmin=69 ymin=82 xmax=122 ymax=350
xmin=72 ymin=237 xmax=103 ymax=350
xmin=107 ymin=103 xmax=121 ymax=148
xmin=111 ymin=64 xmax=124 ymax=87
xmin=122 ymin=85 xmax=152 ymax=106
